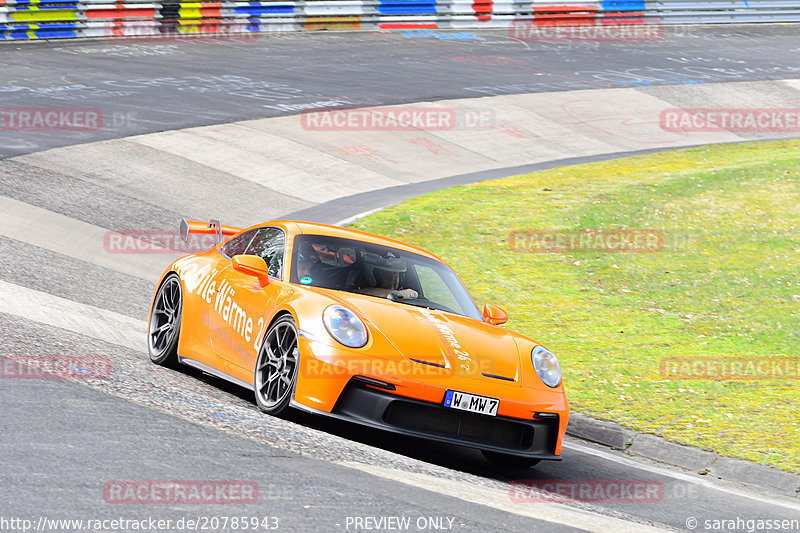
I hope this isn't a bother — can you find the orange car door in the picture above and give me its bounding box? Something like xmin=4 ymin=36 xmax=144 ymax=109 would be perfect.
xmin=195 ymin=229 xmax=259 ymax=375
xmin=212 ymin=227 xmax=287 ymax=383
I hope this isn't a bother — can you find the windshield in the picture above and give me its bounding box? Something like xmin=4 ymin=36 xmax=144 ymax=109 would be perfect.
xmin=290 ymin=234 xmax=483 ymax=321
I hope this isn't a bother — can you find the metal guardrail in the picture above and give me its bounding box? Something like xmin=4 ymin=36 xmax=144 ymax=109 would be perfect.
xmin=2 ymin=0 xmax=800 ymax=40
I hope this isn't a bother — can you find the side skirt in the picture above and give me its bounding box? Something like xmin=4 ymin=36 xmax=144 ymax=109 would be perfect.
xmin=178 ymin=355 xmax=255 ymax=391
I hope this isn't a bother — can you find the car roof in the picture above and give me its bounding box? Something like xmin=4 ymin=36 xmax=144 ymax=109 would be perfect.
xmin=269 ymin=220 xmax=444 ymax=262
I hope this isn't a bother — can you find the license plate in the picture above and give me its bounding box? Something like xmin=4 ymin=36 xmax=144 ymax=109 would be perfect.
xmin=443 ymin=390 xmax=499 ymax=416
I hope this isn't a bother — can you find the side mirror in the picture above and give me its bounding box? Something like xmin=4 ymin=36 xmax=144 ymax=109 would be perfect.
xmin=232 ymin=255 xmax=269 ymax=286
xmin=483 ymin=303 xmax=508 ymax=325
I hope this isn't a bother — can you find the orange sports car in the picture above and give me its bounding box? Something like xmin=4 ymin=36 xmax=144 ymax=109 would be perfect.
xmin=147 ymin=218 xmax=569 ymax=466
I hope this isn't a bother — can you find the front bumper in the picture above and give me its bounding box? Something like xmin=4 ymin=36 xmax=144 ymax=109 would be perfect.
xmin=296 ymin=378 xmax=563 ymax=459
xmin=292 ymin=336 xmax=569 ymax=458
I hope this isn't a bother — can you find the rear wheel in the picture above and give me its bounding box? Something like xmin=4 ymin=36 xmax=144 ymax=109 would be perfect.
xmin=148 ymin=273 xmax=182 ymax=366
xmin=254 ymin=315 xmax=299 ymax=416
xmin=481 ymin=450 xmax=541 ymax=468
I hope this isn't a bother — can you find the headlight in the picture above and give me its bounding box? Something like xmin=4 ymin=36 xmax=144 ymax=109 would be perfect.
xmin=532 ymin=346 xmax=561 ymax=387
xmin=322 ymin=305 xmax=368 ymax=348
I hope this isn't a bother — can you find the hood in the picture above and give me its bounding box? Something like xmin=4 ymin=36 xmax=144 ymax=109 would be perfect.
xmin=334 ymin=293 xmax=523 ymax=385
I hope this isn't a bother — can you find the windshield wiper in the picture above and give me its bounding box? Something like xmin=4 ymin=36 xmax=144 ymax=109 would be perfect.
xmin=391 ymin=298 xmax=458 ymax=315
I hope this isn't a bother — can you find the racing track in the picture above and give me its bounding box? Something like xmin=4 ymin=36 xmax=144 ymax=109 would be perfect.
xmin=2 ymin=26 xmax=800 ymax=532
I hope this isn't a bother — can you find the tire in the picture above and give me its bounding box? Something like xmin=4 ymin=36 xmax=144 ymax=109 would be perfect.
xmin=148 ymin=273 xmax=182 ymax=366
xmin=481 ymin=450 xmax=541 ymax=468
xmin=254 ymin=315 xmax=299 ymax=416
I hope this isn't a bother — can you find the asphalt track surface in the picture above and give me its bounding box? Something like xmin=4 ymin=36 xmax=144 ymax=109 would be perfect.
xmin=2 ymin=26 xmax=800 ymax=532
xmin=2 ymin=25 xmax=800 ymax=158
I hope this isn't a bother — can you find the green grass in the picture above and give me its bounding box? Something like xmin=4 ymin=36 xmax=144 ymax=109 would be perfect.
xmin=352 ymin=140 xmax=800 ymax=474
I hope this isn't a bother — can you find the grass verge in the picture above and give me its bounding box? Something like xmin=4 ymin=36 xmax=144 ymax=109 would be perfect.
xmin=352 ymin=139 xmax=800 ymax=474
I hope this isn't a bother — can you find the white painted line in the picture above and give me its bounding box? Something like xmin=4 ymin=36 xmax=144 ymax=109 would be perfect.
xmin=338 ymin=461 xmax=670 ymax=533
xmin=0 ymin=196 xmax=171 ymax=281
xmin=0 ymin=280 xmax=146 ymax=352
xmin=564 ymin=439 xmax=800 ymax=511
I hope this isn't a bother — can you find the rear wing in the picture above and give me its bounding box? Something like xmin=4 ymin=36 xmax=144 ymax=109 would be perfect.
xmin=180 ymin=218 xmax=242 ymax=246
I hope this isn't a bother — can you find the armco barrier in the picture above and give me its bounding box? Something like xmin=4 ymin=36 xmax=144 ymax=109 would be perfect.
xmin=1 ymin=0 xmax=800 ymax=40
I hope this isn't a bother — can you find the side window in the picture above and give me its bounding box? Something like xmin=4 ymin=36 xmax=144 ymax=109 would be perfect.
xmin=220 ymin=229 xmax=257 ymax=258
xmin=245 ymin=227 xmax=285 ymax=279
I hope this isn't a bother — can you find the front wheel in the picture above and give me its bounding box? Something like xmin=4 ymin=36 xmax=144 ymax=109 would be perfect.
xmin=481 ymin=450 xmax=541 ymax=468
xmin=254 ymin=315 xmax=299 ymax=416
xmin=148 ymin=273 xmax=182 ymax=366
